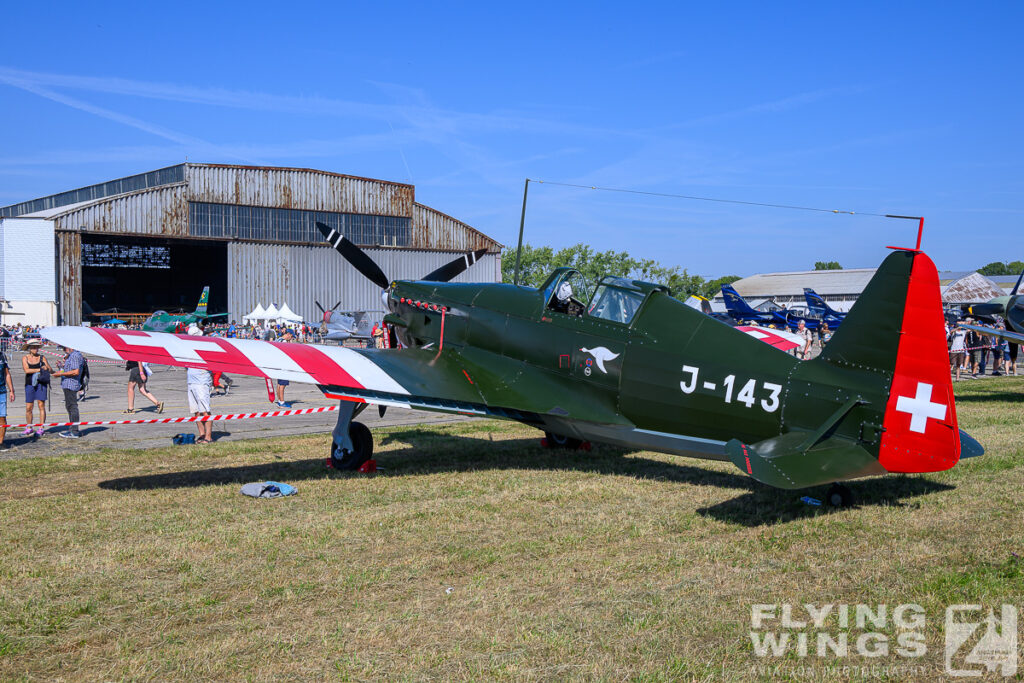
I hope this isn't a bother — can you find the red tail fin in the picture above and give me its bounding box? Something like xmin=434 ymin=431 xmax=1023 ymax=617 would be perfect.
xmin=878 ymin=253 xmax=959 ymax=472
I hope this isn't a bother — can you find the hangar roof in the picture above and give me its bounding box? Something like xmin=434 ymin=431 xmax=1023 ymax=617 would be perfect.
xmin=1 ymin=163 xmax=502 ymax=252
xmin=729 ymin=268 xmax=877 ymax=298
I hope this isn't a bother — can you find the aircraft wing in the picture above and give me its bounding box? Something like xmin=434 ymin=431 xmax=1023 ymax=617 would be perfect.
xmin=958 ymin=323 xmax=1024 ymax=346
xmin=736 ymin=325 xmax=803 ymax=352
xmin=40 ymin=326 xmax=628 ymax=427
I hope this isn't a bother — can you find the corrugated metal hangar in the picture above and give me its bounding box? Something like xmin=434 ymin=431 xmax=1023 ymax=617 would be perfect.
xmin=0 ymin=164 xmax=503 ymax=326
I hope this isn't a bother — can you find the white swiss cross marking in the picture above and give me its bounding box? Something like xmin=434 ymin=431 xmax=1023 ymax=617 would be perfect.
xmin=118 ymin=332 xmax=224 ymax=363
xmin=895 ymin=382 xmax=946 ymax=434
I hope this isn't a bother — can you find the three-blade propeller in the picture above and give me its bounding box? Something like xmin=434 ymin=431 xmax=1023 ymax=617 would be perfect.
xmin=315 ymin=222 xmax=487 ymax=287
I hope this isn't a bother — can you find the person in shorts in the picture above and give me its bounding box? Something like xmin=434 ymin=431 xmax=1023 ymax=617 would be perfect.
xmin=794 ymin=320 xmax=813 ymax=360
xmin=21 ymin=339 xmax=52 ymax=437
xmin=124 ymin=360 xmax=163 ymax=414
xmin=185 ymin=325 xmax=214 ymax=443
xmin=948 ymin=324 xmax=968 ymax=380
xmin=274 ymin=330 xmax=293 ymax=407
xmin=0 ymin=349 xmax=14 ymax=449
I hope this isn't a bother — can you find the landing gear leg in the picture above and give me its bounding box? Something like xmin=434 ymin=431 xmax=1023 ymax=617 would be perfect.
xmin=329 ymin=401 xmax=374 ymax=470
xmin=825 ymin=483 xmax=854 ymax=508
xmin=543 ymin=431 xmax=583 ymax=450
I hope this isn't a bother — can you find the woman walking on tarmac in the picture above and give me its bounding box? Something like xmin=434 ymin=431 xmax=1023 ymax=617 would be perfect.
xmin=123 ymin=359 xmax=164 ymax=414
xmin=21 ymin=339 xmax=51 ymax=437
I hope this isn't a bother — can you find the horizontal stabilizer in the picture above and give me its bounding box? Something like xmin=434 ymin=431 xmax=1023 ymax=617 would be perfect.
xmin=958 ymin=430 xmax=985 ymax=459
xmin=726 ymin=432 xmax=885 ymax=490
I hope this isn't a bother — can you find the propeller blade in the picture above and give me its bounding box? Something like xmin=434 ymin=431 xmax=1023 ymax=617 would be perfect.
xmin=378 ymin=405 xmax=387 ymax=418
xmin=331 ymin=301 xmax=341 ymax=312
xmin=422 ymin=249 xmax=488 ymax=282
xmin=1011 ymin=270 xmax=1024 ymax=296
xmin=315 ymin=300 xmax=325 ymax=314
xmin=316 ymin=222 xmax=390 ymax=290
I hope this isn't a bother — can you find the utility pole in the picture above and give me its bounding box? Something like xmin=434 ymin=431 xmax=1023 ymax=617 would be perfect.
xmin=513 ymin=178 xmax=530 ymax=285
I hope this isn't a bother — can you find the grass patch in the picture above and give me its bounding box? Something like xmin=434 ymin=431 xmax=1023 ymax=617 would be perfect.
xmin=0 ymin=378 xmax=1022 ymax=680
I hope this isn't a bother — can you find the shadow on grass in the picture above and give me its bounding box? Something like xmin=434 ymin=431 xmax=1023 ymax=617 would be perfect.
xmin=696 ymin=476 xmax=954 ymax=527
xmin=954 ymin=392 xmax=1023 ymax=404
xmin=97 ymin=427 xmax=955 ymax=525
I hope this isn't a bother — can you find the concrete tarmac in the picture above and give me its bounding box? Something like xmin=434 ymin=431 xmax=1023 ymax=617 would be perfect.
xmin=0 ymin=349 xmax=468 ymax=460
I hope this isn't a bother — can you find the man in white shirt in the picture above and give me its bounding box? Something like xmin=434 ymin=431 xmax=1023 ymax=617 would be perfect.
xmin=949 ymin=324 xmax=968 ymax=381
xmin=795 ymin=320 xmax=814 ymax=360
xmin=186 ymin=324 xmax=214 ymax=443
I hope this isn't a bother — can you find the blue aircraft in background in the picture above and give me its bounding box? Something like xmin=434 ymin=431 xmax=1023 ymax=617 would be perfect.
xmin=720 ymin=284 xmax=775 ymax=325
xmin=720 ymin=283 xmax=826 ymax=331
xmin=803 ymin=288 xmax=846 ymax=328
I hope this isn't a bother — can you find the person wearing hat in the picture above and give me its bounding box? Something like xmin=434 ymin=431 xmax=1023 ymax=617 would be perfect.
xmin=20 ymin=339 xmax=52 ymax=437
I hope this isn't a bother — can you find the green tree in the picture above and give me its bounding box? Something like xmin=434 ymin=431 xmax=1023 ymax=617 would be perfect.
xmin=979 ymin=261 xmax=1024 ymax=276
xmin=502 ymin=243 xmax=709 ymax=298
xmin=814 ymin=261 xmax=842 ymax=270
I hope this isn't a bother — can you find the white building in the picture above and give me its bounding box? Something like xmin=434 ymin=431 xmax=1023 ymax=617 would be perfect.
xmin=0 ymin=218 xmax=56 ymax=326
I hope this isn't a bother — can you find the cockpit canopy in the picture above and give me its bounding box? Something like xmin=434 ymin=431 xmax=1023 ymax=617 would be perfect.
xmin=539 ymin=268 xmax=669 ymax=325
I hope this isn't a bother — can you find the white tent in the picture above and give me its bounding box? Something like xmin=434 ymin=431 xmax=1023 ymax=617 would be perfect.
xmin=277 ymin=302 xmax=303 ymax=323
xmin=244 ymin=303 xmax=267 ymax=322
xmin=263 ymin=303 xmax=280 ymax=322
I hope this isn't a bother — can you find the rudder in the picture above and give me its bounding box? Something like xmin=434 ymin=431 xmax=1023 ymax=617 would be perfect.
xmin=817 ymin=250 xmax=961 ymax=473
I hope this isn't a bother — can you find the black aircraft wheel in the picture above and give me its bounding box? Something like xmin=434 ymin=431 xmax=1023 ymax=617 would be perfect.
xmin=545 ymin=431 xmax=583 ymax=450
xmin=330 ymin=421 xmax=374 ymax=470
xmin=825 ymin=483 xmax=854 ymax=508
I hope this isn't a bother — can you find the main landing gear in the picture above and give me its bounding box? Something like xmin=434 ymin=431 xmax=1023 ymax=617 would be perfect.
xmin=825 ymin=483 xmax=854 ymax=508
xmin=542 ymin=431 xmax=592 ymax=451
xmin=329 ymin=401 xmax=374 ymax=470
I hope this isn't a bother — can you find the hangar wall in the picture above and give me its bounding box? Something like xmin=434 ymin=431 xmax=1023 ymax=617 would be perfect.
xmin=227 ymin=243 xmax=500 ymax=323
xmin=6 ymin=164 xmax=503 ymax=325
xmin=0 ymin=218 xmax=57 ymax=326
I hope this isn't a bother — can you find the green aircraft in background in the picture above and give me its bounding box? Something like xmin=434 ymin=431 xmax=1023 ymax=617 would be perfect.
xmin=141 ymin=286 xmax=227 ymax=333
xmin=960 ymin=271 xmax=1024 ymax=345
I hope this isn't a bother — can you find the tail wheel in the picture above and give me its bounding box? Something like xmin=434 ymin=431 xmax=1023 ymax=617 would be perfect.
xmin=825 ymin=483 xmax=854 ymax=508
xmin=331 ymin=421 xmax=374 ymax=470
xmin=544 ymin=431 xmax=582 ymax=450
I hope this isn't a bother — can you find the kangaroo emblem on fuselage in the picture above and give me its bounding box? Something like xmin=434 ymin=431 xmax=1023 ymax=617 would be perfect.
xmin=580 ymin=346 xmax=620 ymax=374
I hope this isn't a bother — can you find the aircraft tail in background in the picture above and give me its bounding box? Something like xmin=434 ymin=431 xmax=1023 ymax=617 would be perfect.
xmin=194 ymin=286 xmax=210 ymax=316
xmin=803 ymin=288 xmax=844 ymax=319
xmin=720 ymin=284 xmax=765 ymax=319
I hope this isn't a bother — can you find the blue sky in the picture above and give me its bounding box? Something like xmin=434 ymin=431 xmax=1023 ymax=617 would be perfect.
xmin=1 ymin=2 xmax=1020 ymax=277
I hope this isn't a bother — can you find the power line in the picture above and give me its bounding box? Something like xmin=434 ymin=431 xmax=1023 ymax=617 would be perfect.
xmin=530 ymin=179 xmax=920 ymax=220
xmin=512 ymin=178 xmax=924 ymax=283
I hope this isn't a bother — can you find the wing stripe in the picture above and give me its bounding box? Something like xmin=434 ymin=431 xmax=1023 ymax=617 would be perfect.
xmin=41 ymin=326 xmax=410 ymax=395
xmin=226 ymin=339 xmax=317 ymax=384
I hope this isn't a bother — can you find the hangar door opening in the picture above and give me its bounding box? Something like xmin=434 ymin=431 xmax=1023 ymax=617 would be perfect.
xmin=81 ymin=235 xmax=227 ymax=319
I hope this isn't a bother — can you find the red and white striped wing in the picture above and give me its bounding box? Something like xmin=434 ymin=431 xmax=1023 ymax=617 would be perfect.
xmin=41 ymin=326 xmax=409 ymax=396
xmin=736 ymin=325 xmax=803 ymax=352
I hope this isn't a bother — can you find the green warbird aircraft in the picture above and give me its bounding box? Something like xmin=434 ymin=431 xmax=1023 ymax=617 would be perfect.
xmin=42 ymin=226 xmax=982 ymax=507
xmin=141 ymin=286 xmax=227 ymax=333
xmin=959 ymin=270 xmax=1024 ymax=346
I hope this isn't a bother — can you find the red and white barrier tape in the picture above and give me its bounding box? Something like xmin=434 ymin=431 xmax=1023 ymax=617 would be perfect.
xmin=40 ymin=349 xmax=123 ymax=365
xmin=4 ymin=405 xmax=340 ymax=429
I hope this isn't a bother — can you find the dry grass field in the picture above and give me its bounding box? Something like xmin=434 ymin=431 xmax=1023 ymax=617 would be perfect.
xmin=1 ymin=377 xmax=1021 ymax=681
